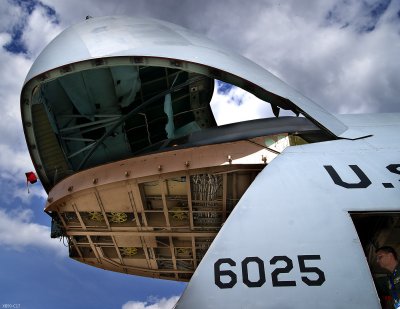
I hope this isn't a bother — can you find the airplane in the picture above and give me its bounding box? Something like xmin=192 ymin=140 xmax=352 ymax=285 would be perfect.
xmin=20 ymin=15 xmax=400 ymax=308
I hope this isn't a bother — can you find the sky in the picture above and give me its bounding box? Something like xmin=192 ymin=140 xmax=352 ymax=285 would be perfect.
xmin=0 ymin=0 xmax=399 ymax=308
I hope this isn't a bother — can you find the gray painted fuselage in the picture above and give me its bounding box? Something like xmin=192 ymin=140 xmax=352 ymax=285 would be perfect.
xmin=176 ymin=113 xmax=400 ymax=308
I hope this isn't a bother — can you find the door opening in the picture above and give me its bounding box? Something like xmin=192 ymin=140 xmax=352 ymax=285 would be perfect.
xmin=350 ymin=212 xmax=400 ymax=308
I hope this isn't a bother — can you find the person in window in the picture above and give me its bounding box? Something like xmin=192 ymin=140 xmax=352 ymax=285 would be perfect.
xmin=376 ymin=246 xmax=400 ymax=309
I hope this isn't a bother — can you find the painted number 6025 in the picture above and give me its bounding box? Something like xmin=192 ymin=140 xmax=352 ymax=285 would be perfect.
xmin=214 ymin=255 xmax=325 ymax=289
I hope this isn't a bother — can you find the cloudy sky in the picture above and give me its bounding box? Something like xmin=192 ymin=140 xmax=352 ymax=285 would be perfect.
xmin=0 ymin=0 xmax=399 ymax=308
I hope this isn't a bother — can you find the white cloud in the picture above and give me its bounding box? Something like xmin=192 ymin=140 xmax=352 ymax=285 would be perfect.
xmin=0 ymin=208 xmax=67 ymax=256
xmin=21 ymin=5 xmax=63 ymax=58
xmin=0 ymin=1 xmax=24 ymax=33
xmin=0 ymin=143 xmax=33 ymax=176
xmin=0 ymin=48 xmax=43 ymax=204
xmin=211 ymin=82 xmax=273 ymax=125
xmin=210 ymin=81 xmax=296 ymax=125
xmin=0 ymin=47 xmax=31 ymax=147
xmin=231 ymin=0 xmax=400 ymax=114
xmin=122 ymin=296 xmax=180 ymax=309
xmin=0 ymin=32 xmax=12 ymax=46
xmin=0 ymin=3 xmax=57 ymax=205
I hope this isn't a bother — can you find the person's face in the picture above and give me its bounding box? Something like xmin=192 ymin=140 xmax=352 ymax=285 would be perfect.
xmin=376 ymin=251 xmax=393 ymax=270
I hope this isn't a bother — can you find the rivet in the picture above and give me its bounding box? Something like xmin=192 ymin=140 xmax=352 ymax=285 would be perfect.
xmin=184 ymin=161 xmax=190 ymax=168
xmin=92 ymin=178 xmax=98 ymax=184
xmin=60 ymin=65 xmax=72 ymax=74
xmin=170 ymin=60 xmax=182 ymax=67
xmin=158 ymin=165 xmax=162 ymax=172
xmin=262 ymin=155 xmax=267 ymax=164
xmin=228 ymin=155 xmax=232 ymax=164
xmin=68 ymin=186 xmax=73 ymax=192
xmin=39 ymin=73 xmax=49 ymax=81
xmin=132 ymin=56 xmax=144 ymax=63
xmin=125 ymin=171 xmax=130 ymax=177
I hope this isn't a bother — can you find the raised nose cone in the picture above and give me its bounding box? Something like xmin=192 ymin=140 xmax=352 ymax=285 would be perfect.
xmin=21 ymin=16 xmax=348 ymax=191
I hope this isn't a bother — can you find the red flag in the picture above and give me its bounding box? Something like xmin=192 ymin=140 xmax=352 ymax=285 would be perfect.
xmin=25 ymin=172 xmax=37 ymax=184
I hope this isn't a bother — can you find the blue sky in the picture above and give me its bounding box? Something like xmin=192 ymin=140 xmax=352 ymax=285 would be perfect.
xmin=0 ymin=0 xmax=400 ymax=308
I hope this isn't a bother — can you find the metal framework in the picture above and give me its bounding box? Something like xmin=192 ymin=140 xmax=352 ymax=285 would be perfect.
xmin=47 ymin=140 xmax=266 ymax=281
